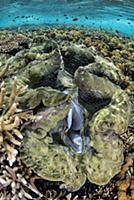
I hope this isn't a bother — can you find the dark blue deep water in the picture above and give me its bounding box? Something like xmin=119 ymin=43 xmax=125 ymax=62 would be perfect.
xmin=0 ymin=0 xmax=134 ymax=35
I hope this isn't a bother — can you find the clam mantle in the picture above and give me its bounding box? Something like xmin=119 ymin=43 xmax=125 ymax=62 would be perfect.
xmin=1 ymin=38 xmax=130 ymax=191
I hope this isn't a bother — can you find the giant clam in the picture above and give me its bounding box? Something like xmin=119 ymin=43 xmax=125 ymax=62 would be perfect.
xmin=17 ymin=43 xmax=131 ymax=191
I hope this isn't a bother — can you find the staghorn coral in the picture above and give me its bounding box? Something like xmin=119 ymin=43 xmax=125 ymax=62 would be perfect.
xmin=0 ymin=79 xmax=32 ymax=166
xmin=0 ymin=79 xmax=42 ymax=199
xmin=0 ymin=157 xmax=41 ymax=200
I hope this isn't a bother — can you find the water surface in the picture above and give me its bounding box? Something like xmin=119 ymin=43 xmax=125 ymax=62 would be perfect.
xmin=0 ymin=0 xmax=134 ymax=35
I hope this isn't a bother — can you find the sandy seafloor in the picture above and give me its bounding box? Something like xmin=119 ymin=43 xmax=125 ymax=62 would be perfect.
xmin=0 ymin=25 xmax=134 ymax=200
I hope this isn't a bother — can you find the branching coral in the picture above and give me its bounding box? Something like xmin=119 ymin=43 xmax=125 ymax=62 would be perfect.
xmin=0 ymin=158 xmax=41 ymax=200
xmin=0 ymin=41 xmax=19 ymax=54
xmin=0 ymin=79 xmax=32 ymax=166
xmin=0 ymin=79 xmax=42 ymax=199
xmin=0 ymin=33 xmax=29 ymax=54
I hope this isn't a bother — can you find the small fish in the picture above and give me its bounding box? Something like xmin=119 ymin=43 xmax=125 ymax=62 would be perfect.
xmin=72 ymin=18 xmax=78 ymax=21
xmin=115 ymin=30 xmax=119 ymax=33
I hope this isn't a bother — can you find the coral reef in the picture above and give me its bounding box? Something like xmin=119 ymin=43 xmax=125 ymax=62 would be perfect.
xmin=0 ymin=26 xmax=133 ymax=199
xmin=0 ymin=158 xmax=41 ymax=200
xmin=0 ymin=33 xmax=29 ymax=54
xmin=117 ymin=155 xmax=134 ymax=200
xmin=0 ymin=79 xmax=31 ymax=165
xmin=0 ymin=79 xmax=42 ymax=199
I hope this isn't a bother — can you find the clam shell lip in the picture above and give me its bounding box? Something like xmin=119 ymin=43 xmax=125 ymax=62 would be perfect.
xmin=63 ymin=131 xmax=84 ymax=154
xmin=67 ymin=99 xmax=84 ymax=131
xmin=64 ymin=99 xmax=85 ymax=154
xmin=67 ymin=107 xmax=73 ymax=130
xmin=48 ymin=98 xmax=86 ymax=154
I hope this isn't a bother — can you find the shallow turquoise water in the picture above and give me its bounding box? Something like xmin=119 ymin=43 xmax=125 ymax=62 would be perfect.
xmin=0 ymin=0 xmax=134 ymax=35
